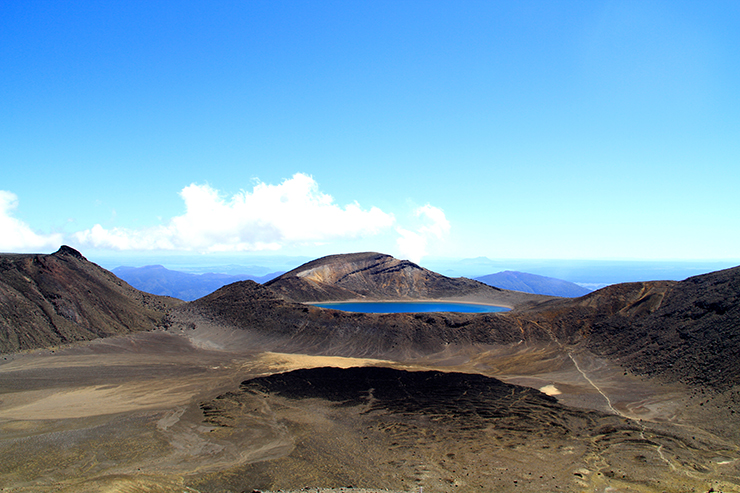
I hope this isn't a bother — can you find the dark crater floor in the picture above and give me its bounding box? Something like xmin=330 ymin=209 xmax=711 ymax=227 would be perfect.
xmin=193 ymin=367 xmax=740 ymax=492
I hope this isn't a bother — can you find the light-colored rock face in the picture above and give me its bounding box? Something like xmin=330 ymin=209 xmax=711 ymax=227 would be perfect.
xmin=296 ymin=265 xmax=334 ymax=282
xmin=295 ymin=255 xmax=400 ymax=283
xmin=290 ymin=254 xmax=433 ymax=298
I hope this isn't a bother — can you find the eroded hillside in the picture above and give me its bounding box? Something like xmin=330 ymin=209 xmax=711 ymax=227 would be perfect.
xmin=0 ymin=246 xmax=182 ymax=353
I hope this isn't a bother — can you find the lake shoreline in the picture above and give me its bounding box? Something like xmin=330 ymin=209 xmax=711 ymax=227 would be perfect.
xmin=306 ymin=300 xmax=510 ymax=313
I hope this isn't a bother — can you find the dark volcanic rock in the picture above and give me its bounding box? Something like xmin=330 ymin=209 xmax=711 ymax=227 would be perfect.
xmin=54 ymin=245 xmax=86 ymax=259
xmin=586 ymin=266 xmax=740 ymax=390
xmin=239 ymin=366 xmax=558 ymax=420
xmin=204 ymin=366 xmax=631 ymax=436
xmin=0 ymin=246 xmax=182 ymax=353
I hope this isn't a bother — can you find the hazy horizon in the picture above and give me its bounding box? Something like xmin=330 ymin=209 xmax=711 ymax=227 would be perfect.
xmin=3 ymin=2 xmax=738 ymax=263
xmin=84 ymin=249 xmax=740 ymax=287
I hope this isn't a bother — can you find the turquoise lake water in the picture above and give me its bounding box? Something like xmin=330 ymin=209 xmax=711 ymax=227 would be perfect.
xmin=311 ymin=301 xmax=509 ymax=314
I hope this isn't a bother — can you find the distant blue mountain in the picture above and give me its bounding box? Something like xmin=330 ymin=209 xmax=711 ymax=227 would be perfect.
xmin=429 ymin=257 xmax=740 ymax=285
xmin=475 ymin=271 xmax=591 ymax=298
xmin=112 ymin=265 xmax=283 ymax=301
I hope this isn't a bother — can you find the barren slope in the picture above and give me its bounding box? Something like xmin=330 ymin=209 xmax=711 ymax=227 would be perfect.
xmin=512 ymin=266 xmax=740 ymax=390
xmin=0 ymin=246 xmax=182 ymax=353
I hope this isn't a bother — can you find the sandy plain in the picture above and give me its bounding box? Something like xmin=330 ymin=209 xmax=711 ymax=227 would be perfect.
xmin=1 ymin=326 xmax=739 ymax=493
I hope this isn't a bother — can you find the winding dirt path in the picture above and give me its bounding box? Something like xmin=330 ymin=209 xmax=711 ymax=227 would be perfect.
xmin=567 ymin=353 xmax=622 ymax=417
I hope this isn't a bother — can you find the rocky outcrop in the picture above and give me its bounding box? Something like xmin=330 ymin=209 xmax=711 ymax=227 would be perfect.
xmin=199 ymin=367 xmax=707 ymax=492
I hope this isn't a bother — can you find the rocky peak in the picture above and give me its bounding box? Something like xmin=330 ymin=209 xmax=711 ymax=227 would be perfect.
xmin=53 ymin=245 xmax=86 ymax=260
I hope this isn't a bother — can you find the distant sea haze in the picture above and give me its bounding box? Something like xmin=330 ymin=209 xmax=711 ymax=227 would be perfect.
xmin=97 ymin=254 xmax=740 ymax=285
xmin=424 ymin=258 xmax=740 ymax=285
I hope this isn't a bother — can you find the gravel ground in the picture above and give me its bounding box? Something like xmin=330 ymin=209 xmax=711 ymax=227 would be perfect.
xmin=256 ymin=489 xmax=415 ymax=493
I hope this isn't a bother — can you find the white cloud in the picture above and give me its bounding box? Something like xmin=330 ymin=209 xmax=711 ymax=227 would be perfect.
xmin=0 ymin=190 xmax=63 ymax=252
xmin=395 ymin=204 xmax=451 ymax=264
xmin=396 ymin=228 xmax=428 ymax=264
xmin=416 ymin=204 xmax=451 ymax=238
xmin=3 ymin=178 xmax=452 ymax=261
xmin=74 ymin=173 xmax=396 ymax=252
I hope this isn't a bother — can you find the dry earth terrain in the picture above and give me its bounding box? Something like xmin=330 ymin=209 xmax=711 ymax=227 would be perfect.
xmin=1 ymin=249 xmax=739 ymax=492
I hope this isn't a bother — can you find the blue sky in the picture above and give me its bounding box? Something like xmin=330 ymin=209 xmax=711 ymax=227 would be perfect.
xmin=2 ymin=1 xmax=739 ymax=266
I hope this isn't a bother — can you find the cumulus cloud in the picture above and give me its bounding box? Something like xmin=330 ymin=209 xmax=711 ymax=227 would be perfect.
xmin=395 ymin=204 xmax=451 ymax=264
xmin=0 ymin=190 xmax=63 ymax=252
xmin=74 ymin=173 xmax=396 ymax=252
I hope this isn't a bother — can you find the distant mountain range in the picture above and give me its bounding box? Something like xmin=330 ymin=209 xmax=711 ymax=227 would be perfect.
xmin=112 ymin=265 xmax=283 ymax=301
xmin=111 ymin=257 xmax=587 ymax=302
xmin=475 ymin=270 xmax=592 ymax=297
